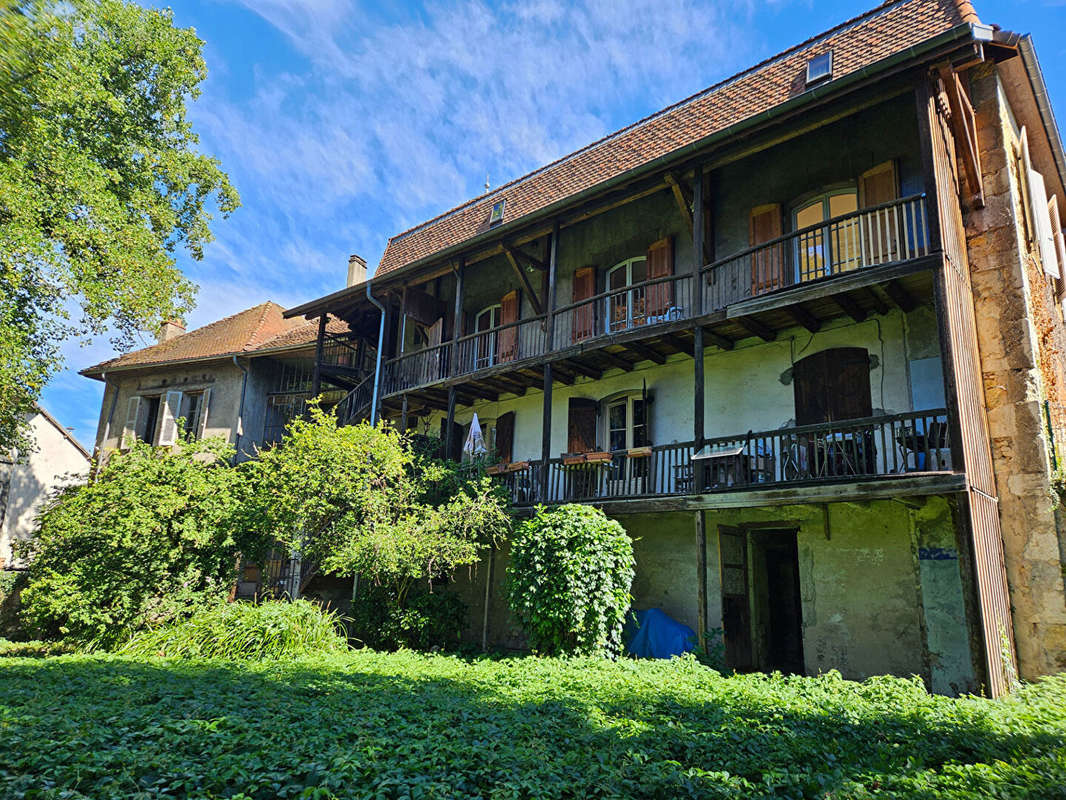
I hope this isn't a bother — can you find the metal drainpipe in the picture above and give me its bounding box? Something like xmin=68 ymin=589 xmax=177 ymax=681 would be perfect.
xmin=366 ymin=277 xmax=387 ymax=426
xmin=232 ymin=355 xmax=249 ymax=460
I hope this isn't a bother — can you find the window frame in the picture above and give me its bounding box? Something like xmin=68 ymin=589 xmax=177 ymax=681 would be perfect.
xmin=605 ymin=256 xmax=649 ymax=332
xmin=474 ymin=304 xmax=501 ymax=368
xmin=790 ymin=184 xmax=859 ymax=282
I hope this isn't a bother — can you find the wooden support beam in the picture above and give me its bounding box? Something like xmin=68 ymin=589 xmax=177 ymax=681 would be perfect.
xmin=485 ymin=375 xmax=529 ymax=395
xmin=695 ymin=511 xmax=707 ymax=654
xmin=623 ymin=340 xmax=667 ymax=365
xmin=664 ymin=171 xmax=694 ymax=236
xmin=833 ymin=292 xmax=867 ymax=323
xmin=444 ymin=387 xmax=457 ymax=456
xmin=937 ymin=66 xmax=984 ymax=208
xmin=737 ymin=316 xmax=776 ymax=342
xmin=541 ymin=362 xmax=553 ymax=499
xmin=560 ymin=359 xmax=603 ymax=380
xmin=662 ymin=333 xmax=695 ymax=357
xmin=503 ymin=244 xmax=544 ymax=315
xmin=884 ymin=279 xmax=918 ymax=312
xmin=865 ymin=287 xmax=890 ymax=317
xmin=787 ymin=304 xmax=821 ymax=333
xmin=702 ymin=327 xmax=735 ymax=350
xmin=550 ymin=364 xmax=577 ymax=385
xmin=513 ymin=244 xmax=548 ymax=272
xmin=597 ymin=350 xmax=636 ymax=372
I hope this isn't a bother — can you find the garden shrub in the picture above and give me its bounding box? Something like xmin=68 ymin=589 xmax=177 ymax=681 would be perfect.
xmin=117 ymin=599 xmax=349 ymax=660
xmin=349 ymin=582 xmax=467 ymax=651
xmin=17 ymin=436 xmax=266 ymax=647
xmin=508 ymin=504 xmax=635 ymax=656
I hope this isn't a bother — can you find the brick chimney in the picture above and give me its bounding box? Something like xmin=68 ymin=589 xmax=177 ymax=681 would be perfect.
xmin=157 ymin=319 xmax=186 ymax=344
xmin=347 ymin=254 xmax=367 ymax=288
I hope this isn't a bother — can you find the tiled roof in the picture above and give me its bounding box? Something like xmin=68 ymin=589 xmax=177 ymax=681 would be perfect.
xmin=377 ymin=0 xmax=973 ymax=277
xmin=81 ymin=302 xmax=344 ymax=375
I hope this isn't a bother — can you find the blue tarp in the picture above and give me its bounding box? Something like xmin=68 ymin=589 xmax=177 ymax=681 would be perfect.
xmin=625 ymin=608 xmax=697 ymax=659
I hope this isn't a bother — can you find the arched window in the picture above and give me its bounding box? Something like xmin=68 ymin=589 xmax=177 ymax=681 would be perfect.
xmin=606 ymin=256 xmax=648 ymax=332
xmin=474 ymin=304 xmax=500 ymax=368
xmin=792 ymin=186 xmax=859 ymax=282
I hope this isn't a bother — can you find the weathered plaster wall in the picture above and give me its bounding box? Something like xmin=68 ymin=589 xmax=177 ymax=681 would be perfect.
xmin=964 ymin=64 xmax=1066 ymax=677
xmin=699 ymin=496 xmax=975 ymax=690
xmin=454 ymin=497 xmax=974 ymax=693
xmin=0 ymin=413 xmax=90 ymax=568
xmin=93 ymin=362 xmax=246 ymax=454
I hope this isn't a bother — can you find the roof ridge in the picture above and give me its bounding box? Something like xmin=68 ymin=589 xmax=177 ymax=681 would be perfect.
xmin=383 ymin=0 xmax=918 ymax=253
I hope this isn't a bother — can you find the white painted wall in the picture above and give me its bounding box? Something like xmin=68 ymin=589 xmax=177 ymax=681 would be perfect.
xmin=0 ymin=412 xmax=90 ymax=568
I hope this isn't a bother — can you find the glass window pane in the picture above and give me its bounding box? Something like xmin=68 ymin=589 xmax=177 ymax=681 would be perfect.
xmin=608 ymin=266 xmax=626 ymax=290
xmin=608 ymin=401 xmax=626 ymax=430
xmin=631 ymin=258 xmax=647 ymax=283
xmin=829 ymin=192 xmax=858 ymax=217
xmin=795 ymin=201 xmax=824 ymax=229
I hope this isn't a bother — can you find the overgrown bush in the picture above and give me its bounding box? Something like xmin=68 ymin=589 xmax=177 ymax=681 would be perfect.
xmin=248 ymin=410 xmax=511 ymax=648
xmin=117 ymin=599 xmax=349 ymax=660
xmin=508 ymin=504 xmax=634 ymax=656
xmin=349 ymin=582 xmax=467 ymax=651
xmin=17 ymin=437 xmax=266 ymax=647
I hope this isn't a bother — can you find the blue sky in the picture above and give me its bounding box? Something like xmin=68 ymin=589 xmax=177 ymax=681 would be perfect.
xmin=44 ymin=0 xmax=1066 ymax=448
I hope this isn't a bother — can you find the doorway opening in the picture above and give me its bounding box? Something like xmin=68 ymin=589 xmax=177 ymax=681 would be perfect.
xmin=718 ymin=526 xmax=805 ymax=674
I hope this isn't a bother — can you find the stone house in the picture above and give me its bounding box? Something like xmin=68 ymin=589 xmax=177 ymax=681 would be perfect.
xmin=286 ymin=0 xmax=1066 ymax=695
xmin=0 ymin=407 xmax=90 ymax=569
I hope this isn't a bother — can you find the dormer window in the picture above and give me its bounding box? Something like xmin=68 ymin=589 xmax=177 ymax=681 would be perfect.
xmin=489 ymin=199 xmax=505 ymax=227
xmin=805 ymin=51 xmax=832 ymax=86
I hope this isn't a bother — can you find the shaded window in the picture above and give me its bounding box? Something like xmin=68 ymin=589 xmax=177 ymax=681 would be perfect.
xmin=793 ymin=188 xmax=860 ymax=282
xmin=567 ymin=398 xmax=598 ymax=454
xmin=474 ymin=304 xmax=500 ymax=368
xmin=606 ymin=257 xmax=648 ymax=332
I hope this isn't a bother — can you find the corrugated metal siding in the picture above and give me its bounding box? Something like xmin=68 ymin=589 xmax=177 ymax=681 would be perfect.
xmin=926 ymin=79 xmax=1016 ymax=696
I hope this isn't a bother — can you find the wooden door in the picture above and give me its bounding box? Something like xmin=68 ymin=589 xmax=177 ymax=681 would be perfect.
xmin=498 ymin=290 xmax=519 ymax=362
xmin=572 ymin=267 xmax=596 ymax=342
xmin=719 ymin=526 xmax=753 ymax=671
xmin=567 ymin=398 xmax=598 ymax=454
xmin=750 ymin=204 xmax=784 ymax=294
xmin=646 ymin=237 xmax=674 ymax=317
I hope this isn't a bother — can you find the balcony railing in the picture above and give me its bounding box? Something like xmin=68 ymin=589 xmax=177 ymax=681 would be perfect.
xmin=701 ymin=194 xmax=929 ymax=309
xmin=336 ymin=375 xmax=374 ymax=426
xmin=380 ymin=196 xmax=930 ymax=397
xmin=552 ymin=272 xmax=694 ymax=349
xmin=494 ymin=409 xmax=949 ymax=506
xmin=321 ymin=333 xmax=372 ymax=373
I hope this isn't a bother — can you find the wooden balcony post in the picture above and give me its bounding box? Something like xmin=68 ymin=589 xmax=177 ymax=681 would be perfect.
xmin=541 ymin=221 xmax=559 ymax=497
xmin=695 ymin=510 xmax=707 ymax=652
xmin=692 ymin=166 xmax=706 ymax=490
xmin=450 ymin=258 xmax=465 ymax=377
xmin=444 ymin=386 xmax=457 ymax=460
xmin=311 ymin=314 xmax=326 ymax=398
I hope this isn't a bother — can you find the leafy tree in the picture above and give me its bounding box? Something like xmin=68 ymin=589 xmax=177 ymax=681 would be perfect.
xmin=248 ymin=409 xmax=511 ymax=646
xmin=17 ymin=436 xmax=263 ymax=646
xmin=508 ymin=504 xmax=635 ymax=656
xmin=0 ymin=0 xmax=238 ymax=450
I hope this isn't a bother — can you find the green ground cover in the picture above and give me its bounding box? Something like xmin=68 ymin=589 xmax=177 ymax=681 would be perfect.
xmin=1 ymin=650 xmax=1064 ymax=799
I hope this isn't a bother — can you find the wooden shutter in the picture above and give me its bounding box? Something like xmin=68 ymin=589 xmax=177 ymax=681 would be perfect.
xmin=793 ymin=348 xmax=871 ymax=425
xmin=567 ymin=398 xmax=598 ymax=454
xmin=1050 ymin=196 xmax=1066 ymax=308
xmin=196 ymin=389 xmax=211 ymax=440
xmin=495 ymin=411 xmax=515 ymax=464
xmin=646 ymin=237 xmax=674 ymax=317
xmin=121 ymin=396 xmax=141 ymax=450
xmin=750 ymin=204 xmax=783 ymax=294
xmin=859 ymin=161 xmax=899 ymax=264
xmin=571 ymin=267 xmax=596 ymax=342
xmin=157 ymin=390 xmax=183 ymax=446
xmin=498 ymin=290 xmax=519 ymax=362
xmin=1030 ymin=172 xmax=1060 ymax=278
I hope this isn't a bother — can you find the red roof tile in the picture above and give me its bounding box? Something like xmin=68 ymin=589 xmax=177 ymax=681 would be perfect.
xmin=81 ymin=302 xmax=346 ymax=375
xmin=377 ymin=0 xmax=973 ymax=277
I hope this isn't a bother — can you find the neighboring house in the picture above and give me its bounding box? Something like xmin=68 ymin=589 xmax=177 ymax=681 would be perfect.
xmin=82 ymin=260 xmax=377 ymax=462
xmin=286 ymin=0 xmax=1066 ymax=695
xmin=0 ymin=407 xmax=90 ymax=569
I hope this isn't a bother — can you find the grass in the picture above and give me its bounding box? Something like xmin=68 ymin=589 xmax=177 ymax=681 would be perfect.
xmin=114 ymin=599 xmax=349 ymax=660
xmin=0 ymin=650 xmax=1064 ymax=799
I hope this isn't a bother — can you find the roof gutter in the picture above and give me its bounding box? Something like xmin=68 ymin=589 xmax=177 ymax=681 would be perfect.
xmin=365 ymin=277 xmax=387 ymax=426
xmin=358 ymin=22 xmax=978 ymax=292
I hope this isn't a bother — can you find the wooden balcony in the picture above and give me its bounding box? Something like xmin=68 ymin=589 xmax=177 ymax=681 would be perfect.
xmin=379 ymin=195 xmax=932 ymax=402
xmin=492 ymin=409 xmax=951 ymax=507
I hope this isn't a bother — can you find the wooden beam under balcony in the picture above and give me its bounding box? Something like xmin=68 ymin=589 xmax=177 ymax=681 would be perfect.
xmin=787 ymin=305 xmax=821 ymax=333
xmin=597 ymin=349 xmax=637 ymax=372
xmin=550 ymin=363 xmax=577 ymax=385
xmin=483 ymin=375 xmax=529 ymax=395
xmin=737 ymin=316 xmax=776 ymax=342
xmin=834 ymin=292 xmax=868 ymax=323
xmin=558 ymin=358 xmax=603 ymax=380
xmin=865 ymin=287 xmax=891 ymax=317
xmin=623 ymin=341 xmax=667 ymax=365
xmin=884 ymin=279 xmax=918 ymax=312
xmin=661 ymin=333 xmax=694 ymax=357
xmin=702 ymin=327 xmax=735 ymax=351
